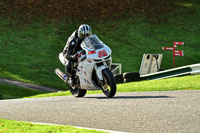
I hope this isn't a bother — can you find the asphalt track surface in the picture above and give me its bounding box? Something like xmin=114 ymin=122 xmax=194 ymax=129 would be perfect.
xmin=0 ymin=90 xmax=200 ymax=133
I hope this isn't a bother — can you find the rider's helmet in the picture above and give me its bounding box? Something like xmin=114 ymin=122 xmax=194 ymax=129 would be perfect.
xmin=78 ymin=24 xmax=92 ymax=39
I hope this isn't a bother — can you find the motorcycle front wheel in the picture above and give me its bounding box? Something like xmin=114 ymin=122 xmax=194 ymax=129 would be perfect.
xmin=101 ymin=68 xmax=116 ymax=98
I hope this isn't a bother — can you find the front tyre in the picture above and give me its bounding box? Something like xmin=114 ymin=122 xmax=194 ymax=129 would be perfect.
xmin=101 ymin=68 xmax=116 ymax=98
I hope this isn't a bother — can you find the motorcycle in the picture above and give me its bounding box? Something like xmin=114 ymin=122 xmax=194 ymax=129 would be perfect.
xmin=55 ymin=34 xmax=116 ymax=98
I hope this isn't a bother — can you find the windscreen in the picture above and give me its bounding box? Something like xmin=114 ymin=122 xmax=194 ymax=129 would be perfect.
xmin=81 ymin=34 xmax=104 ymax=50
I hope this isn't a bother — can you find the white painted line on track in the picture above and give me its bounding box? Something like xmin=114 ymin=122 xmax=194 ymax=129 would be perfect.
xmin=23 ymin=121 xmax=129 ymax=133
xmin=75 ymin=126 xmax=129 ymax=133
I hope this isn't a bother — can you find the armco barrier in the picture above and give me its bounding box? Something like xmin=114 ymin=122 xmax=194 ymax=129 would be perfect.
xmin=0 ymin=93 xmax=2 ymax=100
xmin=140 ymin=63 xmax=200 ymax=80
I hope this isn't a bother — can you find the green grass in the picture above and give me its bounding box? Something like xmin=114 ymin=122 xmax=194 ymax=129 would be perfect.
xmin=0 ymin=118 xmax=106 ymax=133
xmin=0 ymin=0 xmax=200 ymax=90
xmin=117 ymin=74 xmax=200 ymax=92
xmin=0 ymin=83 xmax=45 ymax=99
xmin=0 ymin=19 xmax=67 ymax=89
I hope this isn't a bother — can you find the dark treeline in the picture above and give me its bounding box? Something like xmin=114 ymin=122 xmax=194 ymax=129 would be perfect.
xmin=0 ymin=0 xmax=179 ymax=21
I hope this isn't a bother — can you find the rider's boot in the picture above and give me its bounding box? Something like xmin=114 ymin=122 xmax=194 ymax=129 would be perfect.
xmin=65 ymin=67 xmax=75 ymax=87
xmin=67 ymin=77 xmax=75 ymax=86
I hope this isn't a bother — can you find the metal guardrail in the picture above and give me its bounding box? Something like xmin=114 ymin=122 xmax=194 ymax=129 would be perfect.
xmin=140 ymin=63 xmax=200 ymax=80
xmin=111 ymin=63 xmax=122 ymax=75
xmin=0 ymin=93 xmax=2 ymax=100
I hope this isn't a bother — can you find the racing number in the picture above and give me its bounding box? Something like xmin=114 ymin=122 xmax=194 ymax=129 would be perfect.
xmin=98 ymin=50 xmax=107 ymax=57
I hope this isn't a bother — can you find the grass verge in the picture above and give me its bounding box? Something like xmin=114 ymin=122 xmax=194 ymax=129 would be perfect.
xmin=26 ymin=75 xmax=200 ymax=98
xmin=117 ymin=74 xmax=200 ymax=92
xmin=0 ymin=83 xmax=45 ymax=99
xmin=0 ymin=118 xmax=106 ymax=133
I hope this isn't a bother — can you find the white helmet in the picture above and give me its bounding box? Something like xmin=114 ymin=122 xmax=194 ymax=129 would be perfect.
xmin=78 ymin=24 xmax=92 ymax=39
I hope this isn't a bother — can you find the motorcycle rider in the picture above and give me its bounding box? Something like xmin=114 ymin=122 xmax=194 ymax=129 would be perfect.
xmin=63 ymin=24 xmax=92 ymax=85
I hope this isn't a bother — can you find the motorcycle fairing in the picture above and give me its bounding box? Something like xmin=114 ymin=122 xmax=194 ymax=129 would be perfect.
xmin=76 ymin=34 xmax=112 ymax=90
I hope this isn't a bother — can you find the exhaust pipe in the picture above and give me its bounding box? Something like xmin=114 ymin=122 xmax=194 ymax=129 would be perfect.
xmin=55 ymin=68 xmax=67 ymax=83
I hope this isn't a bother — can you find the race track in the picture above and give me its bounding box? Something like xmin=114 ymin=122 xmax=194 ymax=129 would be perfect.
xmin=0 ymin=90 xmax=200 ymax=133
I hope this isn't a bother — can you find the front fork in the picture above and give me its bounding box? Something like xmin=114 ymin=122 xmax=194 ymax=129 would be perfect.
xmin=94 ymin=62 xmax=108 ymax=86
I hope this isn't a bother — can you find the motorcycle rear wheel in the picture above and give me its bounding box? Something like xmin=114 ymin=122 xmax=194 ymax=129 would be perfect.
xmin=69 ymin=86 xmax=87 ymax=97
xmin=102 ymin=68 xmax=116 ymax=98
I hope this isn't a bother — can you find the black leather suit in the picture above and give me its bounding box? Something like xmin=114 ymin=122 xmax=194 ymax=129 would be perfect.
xmin=63 ymin=30 xmax=83 ymax=76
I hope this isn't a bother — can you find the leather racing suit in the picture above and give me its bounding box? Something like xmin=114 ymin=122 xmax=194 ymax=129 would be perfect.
xmin=63 ymin=30 xmax=83 ymax=77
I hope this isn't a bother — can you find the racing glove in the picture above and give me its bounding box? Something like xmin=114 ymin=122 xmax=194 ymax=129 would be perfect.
xmin=65 ymin=54 xmax=77 ymax=61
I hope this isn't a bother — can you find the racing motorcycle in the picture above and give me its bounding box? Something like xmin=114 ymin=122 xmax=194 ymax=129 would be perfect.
xmin=55 ymin=34 xmax=116 ymax=98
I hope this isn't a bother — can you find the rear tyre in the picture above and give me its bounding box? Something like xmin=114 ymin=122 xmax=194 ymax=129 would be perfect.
xmin=69 ymin=86 xmax=87 ymax=97
xmin=68 ymin=76 xmax=87 ymax=97
xmin=101 ymin=68 xmax=116 ymax=98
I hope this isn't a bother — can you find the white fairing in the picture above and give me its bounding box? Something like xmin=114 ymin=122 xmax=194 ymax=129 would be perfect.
xmin=76 ymin=34 xmax=112 ymax=90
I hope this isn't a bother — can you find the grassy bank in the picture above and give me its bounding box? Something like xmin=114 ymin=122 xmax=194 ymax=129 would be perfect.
xmin=0 ymin=83 xmax=44 ymax=99
xmin=0 ymin=1 xmax=200 ymax=89
xmin=0 ymin=118 xmax=105 ymax=133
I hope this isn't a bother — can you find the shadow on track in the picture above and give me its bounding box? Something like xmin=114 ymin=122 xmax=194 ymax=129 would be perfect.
xmin=85 ymin=95 xmax=173 ymax=99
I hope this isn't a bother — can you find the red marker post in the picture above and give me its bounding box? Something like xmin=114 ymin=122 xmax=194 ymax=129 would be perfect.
xmin=162 ymin=47 xmax=174 ymax=50
xmin=174 ymin=41 xmax=184 ymax=47
xmin=174 ymin=50 xmax=184 ymax=56
xmin=162 ymin=41 xmax=184 ymax=68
